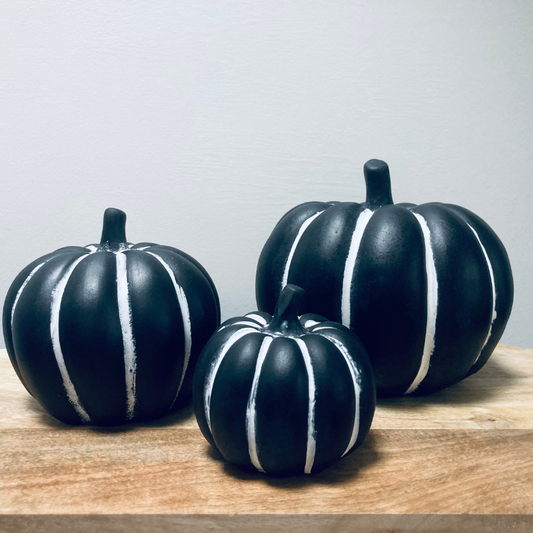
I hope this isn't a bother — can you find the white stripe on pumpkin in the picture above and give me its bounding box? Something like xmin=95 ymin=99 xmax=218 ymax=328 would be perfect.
xmin=147 ymin=251 xmax=193 ymax=409
xmin=245 ymin=313 xmax=268 ymax=326
xmin=204 ymin=327 xmax=258 ymax=434
xmin=311 ymin=326 xmax=361 ymax=457
xmin=341 ymin=209 xmax=373 ymax=328
xmin=218 ymin=320 xmax=263 ymax=331
xmin=116 ymin=252 xmax=137 ymax=420
xmin=281 ymin=210 xmax=325 ymax=290
xmin=467 ymin=224 xmax=498 ymax=366
xmin=405 ymin=213 xmax=438 ymax=394
xmin=246 ymin=335 xmax=274 ymax=473
xmin=50 ymin=254 xmax=92 ymax=423
xmin=11 ymin=260 xmax=51 ymax=333
xmin=294 ymin=338 xmax=317 ymax=475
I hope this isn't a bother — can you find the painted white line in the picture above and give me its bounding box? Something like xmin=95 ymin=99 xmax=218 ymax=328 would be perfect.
xmin=282 ymin=211 xmax=325 ymax=289
xmin=246 ymin=336 xmax=273 ymax=473
xmin=313 ymin=327 xmax=361 ymax=456
xmin=204 ymin=328 xmax=258 ymax=433
xmin=405 ymin=213 xmax=438 ymax=394
xmin=341 ymin=209 xmax=373 ymax=328
xmin=116 ymin=252 xmax=137 ymax=420
xmin=245 ymin=313 xmax=268 ymax=326
xmin=219 ymin=320 xmax=262 ymax=331
xmin=50 ymin=255 xmax=92 ymax=423
xmin=295 ymin=338 xmax=316 ymax=474
xmin=148 ymin=252 xmax=193 ymax=408
xmin=11 ymin=260 xmax=50 ymax=332
xmin=468 ymin=224 xmax=497 ymax=366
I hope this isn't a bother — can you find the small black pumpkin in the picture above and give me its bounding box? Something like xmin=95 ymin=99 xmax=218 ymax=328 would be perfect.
xmin=193 ymin=284 xmax=376 ymax=476
xmin=3 ymin=208 xmax=220 ymax=426
xmin=256 ymin=160 xmax=514 ymax=396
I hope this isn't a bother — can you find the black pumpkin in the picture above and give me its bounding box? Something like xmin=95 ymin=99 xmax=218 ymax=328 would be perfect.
xmin=3 ymin=208 xmax=220 ymax=426
xmin=256 ymin=160 xmax=513 ymax=396
xmin=193 ymin=284 xmax=376 ymax=476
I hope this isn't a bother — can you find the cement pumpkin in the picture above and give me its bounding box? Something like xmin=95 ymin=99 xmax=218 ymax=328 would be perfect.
xmin=256 ymin=160 xmax=513 ymax=396
xmin=193 ymin=284 xmax=376 ymax=476
xmin=3 ymin=208 xmax=220 ymax=425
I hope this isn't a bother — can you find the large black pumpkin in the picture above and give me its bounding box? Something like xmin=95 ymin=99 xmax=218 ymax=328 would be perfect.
xmin=193 ymin=284 xmax=376 ymax=476
xmin=3 ymin=208 xmax=220 ymax=426
xmin=256 ymin=160 xmax=513 ymax=396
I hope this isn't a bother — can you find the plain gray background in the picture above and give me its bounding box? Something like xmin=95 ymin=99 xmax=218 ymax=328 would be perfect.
xmin=0 ymin=1 xmax=531 ymax=348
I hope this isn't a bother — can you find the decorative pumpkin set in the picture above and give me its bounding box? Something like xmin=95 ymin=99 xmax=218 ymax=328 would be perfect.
xmin=3 ymin=159 xmax=513 ymax=476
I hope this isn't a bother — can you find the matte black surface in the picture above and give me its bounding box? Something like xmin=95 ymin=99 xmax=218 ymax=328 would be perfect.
xmin=12 ymin=251 xmax=91 ymax=424
xmin=411 ymin=204 xmax=492 ymax=394
xmin=1 ymin=248 xmax=78 ymax=394
xmin=254 ymin=336 xmax=309 ymax=475
xmin=307 ymin=322 xmax=376 ymax=453
xmin=256 ymin=202 xmax=336 ymax=313
xmin=210 ymin=333 xmax=264 ymax=469
xmin=350 ymin=205 xmax=427 ymax=395
xmin=289 ymin=203 xmax=364 ymax=322
xmin=59 ymin=252 xmax=128 ymax=425
xmin=442 ymin=204 xmax=514 ymax=377
xmin=149 ymin=246 xmax=221 ymax=408
xmin=125 ymin=251 xmax=185 ymax=421
xmin=303 ymin=334 xmax=355 ymax=472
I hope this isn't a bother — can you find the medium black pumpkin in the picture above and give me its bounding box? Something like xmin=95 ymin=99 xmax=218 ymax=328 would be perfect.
xmin=193 ymin=284 xmax=376 ymax=476
xmin=3 ymin=208 xmax=220 ymax=426
xmin=256 ymin=160 xmax=513 ymax=397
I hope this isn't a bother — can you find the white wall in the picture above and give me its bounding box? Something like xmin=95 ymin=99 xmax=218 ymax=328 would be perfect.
xmin=0 ymin=1 xmax=531 ymax=348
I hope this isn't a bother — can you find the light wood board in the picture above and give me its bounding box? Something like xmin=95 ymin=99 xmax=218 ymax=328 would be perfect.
xmin=0 ymin=345 xmax=531 ymax=532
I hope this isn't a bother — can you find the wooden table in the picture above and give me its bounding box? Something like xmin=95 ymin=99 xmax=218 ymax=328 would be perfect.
xmin=0 ymin=345 xmax=531 ymax=532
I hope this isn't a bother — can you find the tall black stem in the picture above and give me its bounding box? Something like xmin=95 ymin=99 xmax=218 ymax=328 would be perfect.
xmin=364 ymin=159 xmax=394 ymax=210
xmin=99 ymin=208 xmax=127 ymax=252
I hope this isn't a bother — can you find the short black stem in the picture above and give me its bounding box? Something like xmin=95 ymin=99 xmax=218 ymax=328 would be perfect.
xmin=266 ymin=284 xmax=307 ymax=336
xmin=364 ymin=159 xmax=394 ymax=210
xmin=99 ymin=208 xmax=127 ymax=252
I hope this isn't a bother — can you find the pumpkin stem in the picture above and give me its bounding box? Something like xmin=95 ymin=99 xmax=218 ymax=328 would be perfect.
xmin=266 ymin=284 xmax=307 ymax=336
xmin=364 ymin=159 xmax=394 ymax=210
xmin=99 ymin=208 xmax=128 ymax=252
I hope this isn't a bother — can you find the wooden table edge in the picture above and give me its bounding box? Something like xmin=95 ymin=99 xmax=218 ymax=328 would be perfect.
xmin=0 ymin=513 xmax=532 ymax=533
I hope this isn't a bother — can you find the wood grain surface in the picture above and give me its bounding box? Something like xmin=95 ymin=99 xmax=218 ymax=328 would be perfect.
xmin=0 ymin=345 xmax=532 ymax=532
